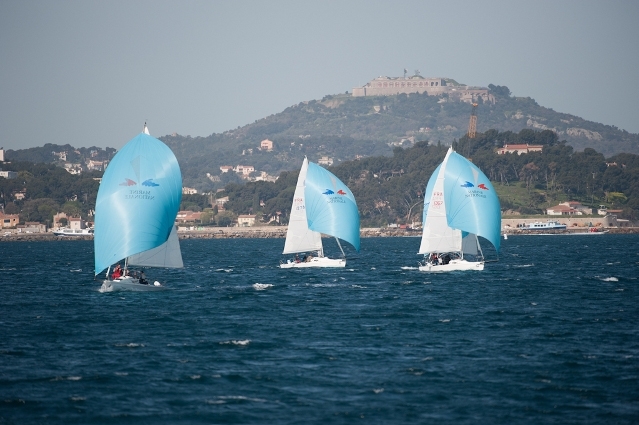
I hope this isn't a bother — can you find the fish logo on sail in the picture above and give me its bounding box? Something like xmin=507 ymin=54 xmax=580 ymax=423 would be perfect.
xmin=461 ymin=181 xmax=474 ymax=188
xmin=142 ymin=179 xmax=159 ymax=187
xmin=119 ymin=178 xmax=137 ymax=186
xmin=323 ymin=189 xmax=335 ymax=195
xmin=337 ymin=189 xmax=347 ymax=195
xmin=478 ymin=183 xmax=489 ymax=190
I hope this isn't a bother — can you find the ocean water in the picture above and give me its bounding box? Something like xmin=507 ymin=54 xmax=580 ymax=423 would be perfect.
xmin=1 ymin=235 xmax=638 ymax=424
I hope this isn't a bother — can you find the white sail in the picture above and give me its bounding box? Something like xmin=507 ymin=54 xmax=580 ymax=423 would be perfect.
xmin=418 ymin=150 xmax=462 ymax=254
xmin=461 ymin=233 xmax=479 ymax=256
xmin=282 ymin=158 xmax=323 ymax=255
xmin=128 ymin=226 xmax=183 ymax=268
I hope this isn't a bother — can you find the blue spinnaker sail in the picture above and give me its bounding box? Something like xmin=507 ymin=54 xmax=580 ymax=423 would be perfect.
xmin=443 ymin=151 xmax=501 ymax=252
xmin=304 ymin=162 xmax=360 ymax=252
xmin=94 ymin=132 xmax=182 ymax=275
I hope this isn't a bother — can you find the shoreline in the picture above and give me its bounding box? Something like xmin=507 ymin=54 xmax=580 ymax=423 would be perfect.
xmin=1 ymin=226 xmax=638 ymax=242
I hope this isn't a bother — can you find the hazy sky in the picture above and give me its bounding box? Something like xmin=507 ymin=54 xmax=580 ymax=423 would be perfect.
xmin=1 ymin=0 xmax=638 ymax=151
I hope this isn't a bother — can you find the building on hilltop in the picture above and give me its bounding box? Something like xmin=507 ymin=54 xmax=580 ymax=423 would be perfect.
xmin=352 ymin=75 xmax=494 ymax=104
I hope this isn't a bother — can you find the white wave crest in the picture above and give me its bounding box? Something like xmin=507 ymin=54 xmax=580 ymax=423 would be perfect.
xmin=401 ymin=266 xmax=418 ymax=270
xmin=600 ymin=277 xmax=618 ymax=282
xmin=253 ymin=283 xmax=273 ymax=290
xmin=220 ymin=340 xmax=251 ymax=346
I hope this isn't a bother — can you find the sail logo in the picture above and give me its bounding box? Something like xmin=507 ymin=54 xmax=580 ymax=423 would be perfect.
xmin=142 ymin=179 xmax=159 ymax=187
xmin=323 ymin=189 xmax=347 ymax=196
xmin=120 ymin=177 xmax=158 ymax=200
xmin=460 ymin=181 xmax=489 ymax=190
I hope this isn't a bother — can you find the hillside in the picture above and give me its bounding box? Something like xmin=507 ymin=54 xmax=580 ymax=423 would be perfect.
xmin=216 ymin=129 xmax=639 ymax=227
xmin=158 ymin=83 xmax=639 ymax=191
xmin=5 ymin=79 xmax=638 ymax=195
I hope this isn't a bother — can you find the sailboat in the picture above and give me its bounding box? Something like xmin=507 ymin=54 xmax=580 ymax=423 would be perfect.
xmin=95 ymin=124 xmax=183 ymax=291
xmin=418 ymin=147 xmax=501 ymax=272
xmin=280 ymin=157 xmax=360 ymax=268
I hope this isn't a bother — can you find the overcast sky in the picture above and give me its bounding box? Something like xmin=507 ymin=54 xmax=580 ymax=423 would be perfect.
xmin=1 ymin=0 xmax=637 ymax=151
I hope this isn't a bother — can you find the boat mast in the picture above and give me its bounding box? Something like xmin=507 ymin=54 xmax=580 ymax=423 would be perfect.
xmin=334 ymin=237 xmax=346 ymax=259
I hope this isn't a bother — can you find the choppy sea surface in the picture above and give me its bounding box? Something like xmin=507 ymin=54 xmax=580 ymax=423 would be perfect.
xmin=1 ymin=235 xmax=638 ymax=424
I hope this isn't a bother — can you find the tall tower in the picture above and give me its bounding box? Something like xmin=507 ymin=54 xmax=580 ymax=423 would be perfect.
xmin=467 ymin=103 xmax=478 ymax=139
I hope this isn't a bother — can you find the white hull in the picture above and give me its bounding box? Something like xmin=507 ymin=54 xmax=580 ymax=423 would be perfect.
xmin=54 ymin=228 xmax=94 ymax=236
xmin=99 ymin=276 xmax=164 ymax=292
xmin=418 ymin=259 xmax=484 ymax=272
xmin=280 ymin=256 xmax=345 ymax=268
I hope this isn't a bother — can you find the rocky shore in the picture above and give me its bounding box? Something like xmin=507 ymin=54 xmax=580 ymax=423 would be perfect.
xmin=1 ymin=226 xmax=637 ymax=242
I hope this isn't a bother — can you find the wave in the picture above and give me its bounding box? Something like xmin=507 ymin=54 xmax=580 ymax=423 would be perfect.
xmin=253 ymin=283 xmax=273 ymax=290
xmin=400 ymin=266 xmax=418 ymax=270
xmin=219 ymin=340 xmax=251 ymax=346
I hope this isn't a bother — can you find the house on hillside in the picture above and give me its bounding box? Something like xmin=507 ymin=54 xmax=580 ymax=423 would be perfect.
xmin=260 ymin=139 xmax=274 ymax=151
xmin=234 ymin=165 xmax=255 ymax=177
xmin=176 ymin=210 xmax=202 ymax=224
xmin=237 ymin=214 xmax=257 ymax=227
xmin=497 ymin=144 xmax=543 ymax=155
xmin=86 ymin=159 xmax=105 ymax=171
xmin=318 ymin=156 xmax=333 ymax=166
xmin=215 ymin=196 xmax=229 ymax=211
xmin=0 ymin=213 xmax=19 ymax=229
xmin=0 ymin=169 xmax=17 ymax=179
xmin=546 ymin=201 xmax=592 ymax=216
xmin=182 ymin=187 xmax=198 ymax=195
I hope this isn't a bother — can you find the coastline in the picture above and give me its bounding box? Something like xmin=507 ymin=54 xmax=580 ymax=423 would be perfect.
xmin=1 ymin=226 xmax=638 ymax=242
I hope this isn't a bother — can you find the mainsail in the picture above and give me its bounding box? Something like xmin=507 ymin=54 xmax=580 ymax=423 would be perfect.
xmin=94 ymin=130 xmax=182 ymax=275
xmin=282 ymin=158 xmax=323 ymax=255
xmin=127 ymin=225 xmax=183 ymax=269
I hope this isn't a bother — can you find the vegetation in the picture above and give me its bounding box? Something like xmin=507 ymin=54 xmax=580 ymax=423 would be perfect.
xmin=2 ymin=128 xmax=638 ymax=228
xmin=0 ymin=162 xmax=101 ymax=225
xmin=215 ymin=129 xmax=639 ymax=227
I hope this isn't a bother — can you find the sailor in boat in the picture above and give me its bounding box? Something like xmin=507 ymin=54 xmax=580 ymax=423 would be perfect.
xmin=138 ymin=270 xmax=148 ymax=285
xmin=111 ymin=264 xmax=122 ymax=279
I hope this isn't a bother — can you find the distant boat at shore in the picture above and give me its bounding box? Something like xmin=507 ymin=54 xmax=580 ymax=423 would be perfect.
xmin=520 ymin=220 xmax=567 ymax=230
xmin=53 ymin=227 xmax=94 ymax=236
